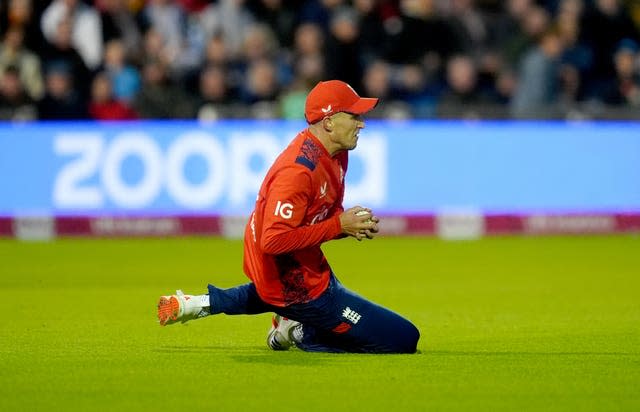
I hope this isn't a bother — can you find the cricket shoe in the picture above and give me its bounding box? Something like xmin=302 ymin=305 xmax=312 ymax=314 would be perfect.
xmin=158 ymin=290 xmax=208 ymax=326
xmin=267 ymin=314 xmax=302 ymax=350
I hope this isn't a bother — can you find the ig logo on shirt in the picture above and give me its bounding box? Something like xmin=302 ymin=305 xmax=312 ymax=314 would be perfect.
xmin=274 ymin=201 xmax=294 ymax=219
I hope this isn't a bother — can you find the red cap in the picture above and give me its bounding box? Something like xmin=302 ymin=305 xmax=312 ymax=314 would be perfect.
xmin=305 ymin=80 xmax=379 ymax=124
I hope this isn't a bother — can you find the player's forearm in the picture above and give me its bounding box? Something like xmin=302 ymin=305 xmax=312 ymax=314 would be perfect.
xmin=261 ymin=216 xmax=342 ymax=254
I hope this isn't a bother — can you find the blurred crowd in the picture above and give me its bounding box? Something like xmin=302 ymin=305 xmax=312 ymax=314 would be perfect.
xmin=2 ymin=0 xmax=640 ymax=122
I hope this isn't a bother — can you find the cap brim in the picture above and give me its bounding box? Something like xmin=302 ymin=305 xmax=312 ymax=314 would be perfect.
xmin=345 ymin=97 xmax=379 ymax=115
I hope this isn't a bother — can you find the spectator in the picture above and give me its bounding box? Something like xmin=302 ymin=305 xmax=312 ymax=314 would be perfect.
xmin=446 ymin=0 xmax=491 ymax=57
xmin=0 ymin=25 xmax=44 ymax=100
xmin=140 ymin=27 xmax=170 ymax=66
xmin=0 ymin=0 xmax=47 ymax=54
xmin=383 ymin=0 xmax=462 ymax=68
xmin=198 ymin=0 xmax=254 ymax=60
xmin=195 ymin=34 xmax=244 ymax=96
xmin=102 ymin=39 xmax=141 ymax=102
xmin=246 ymin=0 xmax=300 ymax=48
xmin=289 ymin=22 xmax=326 ymax=97
xmin=97 ymin=0 xmax=143 ymax=62
xmin=238 ymin=58 xmax=281 ymax=119
xmin=352 ymin=0 xmax=387 ymax=65
xmin=449 ymin=0 xmax=504 ymax=100
xmin=141 ymin=0 xmax=203 ymax=74
xmin=293 ymin=53 xmax=325 ymax=88
xmin=325 ymin=6 xmax=364 ymax=90
xmin=511 ymin=28 xmax=565 ymax=118
xmin=279 ymin=85 xmax=307 ymax=120
xmin=239 ymin=23 xmax=291 ymax=86
xmin=40 ymin=18 xmax=91 ymax=100
xmin=292 ymin=22 xmax=325 ymax=60
xmin=395 ymin=64 xmax=436 ymax=117
xmin=41 ymin=0 xmax=103 ymax=69
xmin=363 ymin=60 xmax=392 ymax=99
xmin=298 ymin=0 xmax=346 ymax=30
xmin=240 ymin=58 xmax=280 ymax=105
xmin=38 ymin=61 xmax=89 ymax=119
xmin=0 ymin=0 xmax=637 ymax=120
xmin=195 ymin=64 xmax=237 ymax=121
xmin=556 ymin=1 xmax=591 ymax=104
xmin=437 ymin=54 xmax=491 ymax=118
xmin=491 ymin=68 xmax=518 ymax=105
xmin=0 ymin=65 xmax=37 ymax=120
xmin=202 ymin=34 xmax=232 ymax=67
xmin=580 ymin=0 xmax=640 ymax=87
xmin=241 ymin=23 xmax=282 ymax=63
xmin=361 ymin=59 xmax=412 ymax=119
xmin=491 ymin=0 xmax=535 ymax=59
xmin=141 ymin=0 xmax=185 ymax=58
xmin=503 ymin=4 xmax=551 ymax=68
xmin=556 ymin=0 xmax=583 ymax=22
xmin=132 ymin=59 xmax=195 ymax=118
xmin=280 ymin=53 xmax=325 ymax=119
xmin=597 ymin=39 xmax=640 ymax=106
xmin=88 ymin=71 xmax=138 ymax=120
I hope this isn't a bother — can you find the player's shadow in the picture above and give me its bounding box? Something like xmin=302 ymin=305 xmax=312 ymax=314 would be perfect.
xmin=154 ymin=345 xmax=265 ymax=354
xmin=154 ymin=345 xmax=339 ymax=365
xmin=154 ymin=345 xmax=423 ymax=365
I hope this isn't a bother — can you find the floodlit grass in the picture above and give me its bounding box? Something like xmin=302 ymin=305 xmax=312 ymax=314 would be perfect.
xmin=1 ymin=235 xmax=639 ymax=411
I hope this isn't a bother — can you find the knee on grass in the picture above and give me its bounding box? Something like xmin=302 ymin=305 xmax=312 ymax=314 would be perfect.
xmin=375 ymin=320 xmax=420 ymax=354
xmin=394 ymin=321 xmax=420 ymax=354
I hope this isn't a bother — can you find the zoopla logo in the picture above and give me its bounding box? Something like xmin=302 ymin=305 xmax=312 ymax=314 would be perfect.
xmin=53 ymin=131 xmax=282 ymax=210
xmin=52 ymin=128 xmax=388 ymax=213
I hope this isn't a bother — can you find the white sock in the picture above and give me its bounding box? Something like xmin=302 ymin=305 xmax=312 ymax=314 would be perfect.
xmin=189 ymin=294 xmax=210 ymax=318
xmin=197 ymin=294 xmax=210 ymax=308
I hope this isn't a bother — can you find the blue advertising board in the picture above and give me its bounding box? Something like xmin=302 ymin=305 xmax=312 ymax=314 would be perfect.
xmin=0 ymin=120 xmax=639 ymax=216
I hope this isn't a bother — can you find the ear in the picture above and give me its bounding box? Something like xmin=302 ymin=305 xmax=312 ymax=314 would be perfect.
xmin=322 ymin=116 xmax=334 ymax=132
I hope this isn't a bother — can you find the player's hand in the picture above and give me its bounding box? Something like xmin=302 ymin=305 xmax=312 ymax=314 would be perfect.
xmin=339 ymin=206 xmax=380 ymax=241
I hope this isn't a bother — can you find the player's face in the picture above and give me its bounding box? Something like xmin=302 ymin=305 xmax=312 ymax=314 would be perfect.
xmin=331 ymin=112 xmax=365 ymax=151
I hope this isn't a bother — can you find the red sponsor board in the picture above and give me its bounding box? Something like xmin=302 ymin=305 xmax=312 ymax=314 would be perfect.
xmin=56 ymin=216 xmax=92 ymax=236
xmin=1 ymin=213 xmax=639 ymax=238
xmin=523 ymin=214 xmax=617 ymax=234
xmin=179 ymin=216 xmax=222 ymax=235
xmin=484 ymin=214 xmax=525 ymax=235
xmin=0 ymin=217 xmax=13 ymax=237
xmin=56 ymin=216 xmax=222 ymax=237
xmin=485 ymin=213 xmax=640 ymax=235
xmin=616 ymin=213 xmax=640 ymax=232
xmin=403 ymin=215 xmax=436 ymax=236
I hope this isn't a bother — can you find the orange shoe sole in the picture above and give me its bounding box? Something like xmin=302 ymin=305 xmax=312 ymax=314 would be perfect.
xmin=158 ymin=296 xmax=180 ymax=326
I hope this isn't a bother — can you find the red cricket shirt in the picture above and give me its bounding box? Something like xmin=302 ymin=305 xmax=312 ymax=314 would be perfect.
xmin=243 ymin=128 xmax=347 ymax=306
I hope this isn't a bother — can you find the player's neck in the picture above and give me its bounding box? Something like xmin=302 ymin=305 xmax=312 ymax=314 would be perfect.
xmin=307 ymin=126 xmax=340 ymax=157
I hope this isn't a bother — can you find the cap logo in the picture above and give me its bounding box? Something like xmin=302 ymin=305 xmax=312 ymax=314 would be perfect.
xmin=321 ymin=104 xmax=332 ymax=114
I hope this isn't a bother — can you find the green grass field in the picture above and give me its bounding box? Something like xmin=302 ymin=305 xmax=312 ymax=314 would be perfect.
xmin=1 ymin=235 xmax=639 ymax=411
